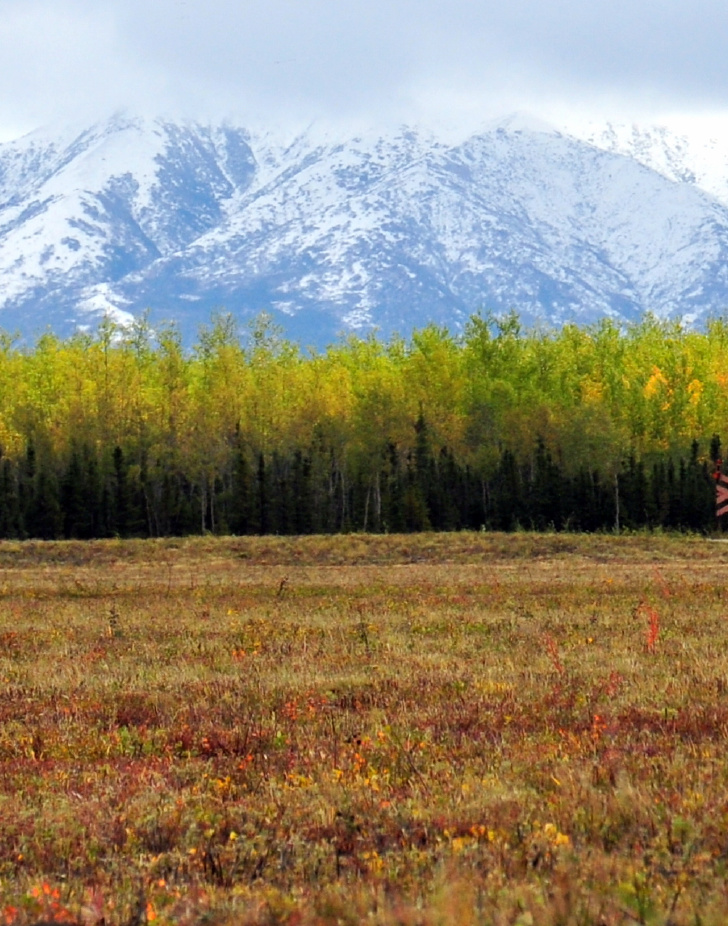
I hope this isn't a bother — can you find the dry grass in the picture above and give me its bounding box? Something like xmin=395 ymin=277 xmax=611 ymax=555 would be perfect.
xmin=0 ymin=531 xmax=727 ymax=924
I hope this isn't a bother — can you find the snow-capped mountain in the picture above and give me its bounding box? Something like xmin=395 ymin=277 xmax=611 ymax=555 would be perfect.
xmin=2 ymin=111 xmax=728 ymax=347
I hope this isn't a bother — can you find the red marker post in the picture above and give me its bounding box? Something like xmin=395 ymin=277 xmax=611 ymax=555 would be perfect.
xmin=717 ymin=473 xmax=728 ymax=518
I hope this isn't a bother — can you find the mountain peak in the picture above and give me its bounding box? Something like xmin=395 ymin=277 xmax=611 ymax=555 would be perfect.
xmin=487 ymin=111 xmax=560 ymax=136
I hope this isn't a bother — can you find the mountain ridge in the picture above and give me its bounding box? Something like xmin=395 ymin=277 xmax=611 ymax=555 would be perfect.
xmin=2 ymin=112 xmax=728 ymax=346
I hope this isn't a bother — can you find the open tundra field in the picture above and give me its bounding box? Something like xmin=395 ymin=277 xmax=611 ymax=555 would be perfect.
xmin=2 ymin=533 xmax=728 ymax=925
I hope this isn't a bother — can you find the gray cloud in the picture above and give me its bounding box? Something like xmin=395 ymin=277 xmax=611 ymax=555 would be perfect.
xmin=1 ymin=0 xmax=727 ymax=138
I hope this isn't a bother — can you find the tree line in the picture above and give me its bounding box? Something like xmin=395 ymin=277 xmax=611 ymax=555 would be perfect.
xmin=0 ymin=310 xmax=724 ymax=539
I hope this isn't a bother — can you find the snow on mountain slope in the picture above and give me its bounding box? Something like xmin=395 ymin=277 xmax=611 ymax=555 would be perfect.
xmin=1 ymin=113 xmax=728 ymax=345
xmin=0 ymin=115 xmax=257 ymax=331
xmin=564 ymin=117 xmax=728 ymax=207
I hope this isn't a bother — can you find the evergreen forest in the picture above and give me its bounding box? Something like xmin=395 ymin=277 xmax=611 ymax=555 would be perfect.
xmin=0 ymin=310 xmax=726 ymax=540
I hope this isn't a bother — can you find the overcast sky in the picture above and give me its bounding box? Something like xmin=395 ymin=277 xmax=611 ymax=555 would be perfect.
xmin=2 ymin=0 xmax=728 ymax=141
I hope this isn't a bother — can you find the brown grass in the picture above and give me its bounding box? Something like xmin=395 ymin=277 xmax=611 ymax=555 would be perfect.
xmin=0 ymin=531 xmax=727 ymax=924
